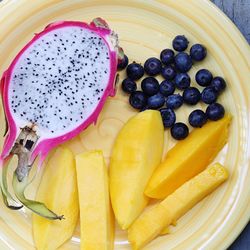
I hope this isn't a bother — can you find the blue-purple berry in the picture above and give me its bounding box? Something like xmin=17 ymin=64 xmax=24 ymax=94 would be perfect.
xmin=195 ymin=69 xmax=213 ymax=87
xmin=126 ymin=63 xmax=144 ymax=80
xmin=159 ymin=80 xmax=175 ymax=97
xmin=211 ymin=76 xmax=226 ymax=93
xmin=166 ymin=94 xmax=183 ymax=109
xmin=188 ymin=109 xmax=207 ymax=128
xmin=174 ymin=52 xmax=192 ymax=72
xmin=160 ymin=49 xmax=175 ymax=65
xmin=144 ymin=57 xmax=162 ymax=76
xmin=161 ymin=65 xmax=177 ymax=80
xmin=122 ymin=78 xmax=137 ymax=94
xmin=172 ymin=35 xmax=189 ymax=52
xmin=141 ymin=77 xmax=159 ymax=96
xmin=206 ymin=103 xmax=225 ymax=121
xmin=201 ymin=87 xmax=218 ymax=104
xmin=117 ymin=54 xmax=129 ymax=70
xmin=147 ymin=93 xmax=165 ymax=109
xmin=160 ymin=108 xmax=176 ymax=128
xmin=183 ymin=87 xmax=201 ymax=105
xmin=175 ymin=73 xmax=191 ymax=90
xmin=129 ymin=91 xmax=147 ymax=109
xmin=190 ymin=44 xmax=207 ymax=61
xmin=171 ymin=122 xmax=189 ymax=140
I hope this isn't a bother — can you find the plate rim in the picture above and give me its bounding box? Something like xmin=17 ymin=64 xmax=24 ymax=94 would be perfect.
xmin=0 ymin=0 xmax=249 ymax=249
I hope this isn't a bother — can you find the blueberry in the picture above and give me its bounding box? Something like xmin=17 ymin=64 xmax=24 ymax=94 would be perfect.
xmin=160 ymin=108 xmax=176 ymax=128
xmin=159 ymin=80 xmax=175 ymax=97
xmin=129 ymin=91 xmax=147 ymax=109
xmin=160 ymin=49 xmax=175 ymax=65
xmin=147 ymin=93 xmax=165 ymax=109
xmin=166 ymin=94 xmax=183 ymax=109
xmin=195 ymin=69 xmax=213 ymax=86
xmin=172 ymin=35 xmax=189 ymax=52
xmin=211 ymin=76 xmax=226 ymax=93
xmin=201 ymin=87 xmax=218 ymax=104
xmin=161 ymin=65 xmax=176 ymax=80
xmin=117 ymin=55 xmax=129 ymax=70
xmin=183 ymin=87 xmax=201 ymax=105
xmin=141 ymin=77 xmax=160 ymax=96
xmin=188 ymin=109 xmax=207 ymax=128
xmin=174 ymin=52 xmax=192 ymax=72
xmin=126 ymin=63 xmax=144 ymax=80
xmin=190 ymin=44 xmax=207 ymax=61
xmin=121 ymin=78 xmax=137 ymax=94
xmin=174 ymin=73 xmax=191 ymax=90
xmin=144 ymin=57 xmax=162 ymax=76
xmin=206 ymin=103 xmax=225 ymax=121
xmin=171 ymin=122 xmax=189 ymax=140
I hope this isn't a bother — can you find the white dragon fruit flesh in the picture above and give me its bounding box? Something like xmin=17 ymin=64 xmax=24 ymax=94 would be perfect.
xmin=0 ymin=18 xmax=123 ymax=219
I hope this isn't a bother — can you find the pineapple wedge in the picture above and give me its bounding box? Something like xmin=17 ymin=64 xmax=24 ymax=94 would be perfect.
xmin=110 ymin=110 xmax=164 ymax=229
xmin=145 ymin=114 xmax=231 ymax=199
xmin=75 ymin=150 xmax=114 ymax=250
xmin=128 ymin=163 xmax=229 ymax=250
xmin=33 ymin=147 xmax=79 ymax=250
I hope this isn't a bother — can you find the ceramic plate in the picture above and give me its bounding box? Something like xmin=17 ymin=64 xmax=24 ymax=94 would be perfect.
xmin=0 ymin=0 xmax=249 ymax=249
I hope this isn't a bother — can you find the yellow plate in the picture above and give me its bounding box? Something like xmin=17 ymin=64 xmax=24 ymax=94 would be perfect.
xmin=0 ymin=0 xmax=249 ymax=249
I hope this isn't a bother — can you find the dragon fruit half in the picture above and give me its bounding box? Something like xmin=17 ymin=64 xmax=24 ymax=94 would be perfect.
xmin=0 ymin=18 xmax=123 ymax=219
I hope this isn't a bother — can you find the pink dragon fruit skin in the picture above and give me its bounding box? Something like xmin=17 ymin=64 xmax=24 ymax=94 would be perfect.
xmin=0 ymin=18 xmax=122 ymax=219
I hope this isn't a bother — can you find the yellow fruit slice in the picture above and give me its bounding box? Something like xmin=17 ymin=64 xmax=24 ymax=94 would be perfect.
xmin=75 ymin=150 xmax=114 ymax=250
xmin=145 ymin=114 xmax=231 ymax=199
xmin=33 ymin=147 xmax=79 ymax=250
xmin=110 ymin=110 xmax=164 ymax=229
xmin=128 ymin=163 xmax=229 ymax=250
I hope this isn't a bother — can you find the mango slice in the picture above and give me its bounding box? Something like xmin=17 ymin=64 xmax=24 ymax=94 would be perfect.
xmin=75 ymin=150 xmax=114 ymax=250
xmin=145 ymin=114 xmax=231 ymax=199
xmin=110 ymin=110 xmax=164 ymax=229
xmin=128 ymin=163 xmax=229 ymax=250
xmin=33 ymin=147 xmax=79 ymax=250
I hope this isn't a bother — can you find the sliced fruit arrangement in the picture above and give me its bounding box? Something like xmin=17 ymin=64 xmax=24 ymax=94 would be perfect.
xmin=110 ymin=110 xmax=164 ymax=229
xmin=119 ymin=35 xmax=227 ymax=140
xmin=76 ymin=150 xmax=114 ymax=250
xmin=0 ymin=18 xmax=122 ymax=217
xmin=31 ymin=110 xmax=231 ymax=249
xmin=128 ymin=163 xmax=229 ymax=250
xmin=0 ymin=19 xmax=232 ymax=249
xmin=145 ymin=114 xmax=231 ymax=199
xmin=33 ymin=146 xmax=79 ymax=250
